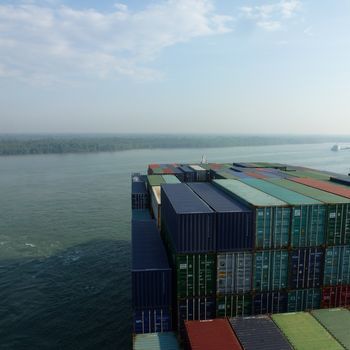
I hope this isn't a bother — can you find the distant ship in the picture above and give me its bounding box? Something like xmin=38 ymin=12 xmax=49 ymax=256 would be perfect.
xmin=331 ymin=144 xmax=350 ymax=151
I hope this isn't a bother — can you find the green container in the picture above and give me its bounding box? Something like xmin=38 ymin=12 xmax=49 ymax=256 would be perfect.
xmin=213 ymin=180 xmax=289 ymax=249
xmin=147 ymin=175 xmax=165 ymax=187
xmin=242 ymin=178 xmax=325 ymax=247
xmin=268 ymin=179 xmax=350 ymax=245
xmin=312 ymin=308 xmax=350 ymax=349
xmin=173 ymin=253 xmax=216 ymax=298
xmin=287 ymin=289 xmax=321 ymax=312
xmin=272 ymin=312 xmax=344 ymax=350
xmin=324 ymin=246 xmax=350 ymax=286
xmin=254 ymin=250 xmax=289 ymax=291
xmin=216 ymin=294 xmax=252 ymax=317
xmin=162 ymin=175 xmax=181 ymax=184
xmin=214 ymin=170 xmax=239 ymax=180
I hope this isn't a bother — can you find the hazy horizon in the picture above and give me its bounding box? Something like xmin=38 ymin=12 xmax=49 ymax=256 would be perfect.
xmin=1 ymin=0 xmax=349 ymax=134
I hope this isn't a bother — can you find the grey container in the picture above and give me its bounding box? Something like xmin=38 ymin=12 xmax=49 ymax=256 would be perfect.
xmin=217 ymin=252 xmax=252 ymax=294
xmin=230 ymin=315 xmax=292 ymax=350
xmin=161 ymin=184 xmax=216 ymax=253
xmin=188 ymin=182 xmax=253 ymax=251
xmin=324 ymin=245 xmax=350 ymax=286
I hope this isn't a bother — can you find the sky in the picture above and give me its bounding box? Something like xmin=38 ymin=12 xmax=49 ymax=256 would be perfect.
xmin=0 ymin=0 xmax=349 ymax=134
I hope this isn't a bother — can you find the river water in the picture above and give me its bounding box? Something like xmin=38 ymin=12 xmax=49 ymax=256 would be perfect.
xmin=0 ymin=143 xmax=349 ymax=349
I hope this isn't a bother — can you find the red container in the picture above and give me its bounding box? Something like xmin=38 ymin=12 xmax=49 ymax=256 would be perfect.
xmin=245 ymin=171 xmax=266 ymax=179
xmin=185 ymin=318 xmax=242 ymax=350
xmin=149 ymin=164 xmax=160 ymax=169
xmin=321 ymin=285 xmax=350 ymax=308
xmin=163 ymin=168 xmax=173 ymax=174
xmin=291 ymin=177 xmax=350 ymax=199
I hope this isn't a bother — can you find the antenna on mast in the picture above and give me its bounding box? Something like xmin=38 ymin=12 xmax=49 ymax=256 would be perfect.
xmin=200 ymin=154 xmax=207 ymax=164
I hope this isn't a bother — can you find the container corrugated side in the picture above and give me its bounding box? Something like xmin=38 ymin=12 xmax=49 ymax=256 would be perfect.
xmin=322 ymin=286 xmax=350 ymax=308
xmin=133 ymin=332 xmax=180 ymax=350
xmin=312 ymin=308 xmax=350 ymax=349
xmin=254 ymin=250 xmax=289 ymax=291
xmin=216 ymin=293 xmax=252 ymax=317
xmin=324 ymin=246 xmax=350 ymax=286
xmin=189 ymin=164 xmax=209 ymax=181
xmin=132 ymin=209 xmax=152 ymax=221
xmin=161 ymin=184 xmax=216 ymax=253
xmin=241 ymin=178 xmax=326 ymax=247
xmin=132 ymin=220 xmax=172 ymax=309
xmin=185 ymin=318 xmax=242 ymax=350
xmin=272 ymin=312 xmax=344 ymax=350
xmin=290 ymin=248 xmax=324 ymax=289
xmin=178 ymin=165 xmax=196 ymax=182
xmin=217 ymin=252 xmax=252 ymax=294
xmin=267 ymin=179 xmax=350 ymax=245
xmin=173 ymin=253 xmax=216 ymax=298
xmin=213 ymin=179 xmax=289 ymax=249
xmin=230 ymin=315 xmax=292 ymax=350
xmin=188 ymin=182 xmax=254 ymax=251
xmin=287 ymin=289 xmax=321 ymax=312
xmin=133 ymin=308 xmax=172 ymax=334
xmin=132 ymin=181 xmax=149 ymax=209
xmin=253 ymin=291 xmax=288 ymax=314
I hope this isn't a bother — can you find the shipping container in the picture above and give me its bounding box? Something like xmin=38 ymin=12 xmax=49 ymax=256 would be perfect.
xmin=324 ymin=246 xmax=350 ymax=286
xmin=291 ymin=177 xmax=350 ymax=199
xmin=272 ymin=312 xmax=344 ymax=350
xmin=331 ymin=176 xmax=350 ymax=187
xmin=151 ymin=186 xmax=161 ymax=228
xmin=312 ymin=308 xmax=350 ymax=349
xmin=322 ymin=286 xmax=350 ymax=308
xmin=254 ymin=250 xmax=289 ymax=291
xmin=132 ymin=209 xmax=152 ymax=221
xmin=132 ymin=220 xmax=172 ymax=309
xmin=213 ymin=179 xmax=289 ymax=249
xmin=241 ymin=178 xmax=326 ymax=247
xmin=172 ymin=253 xmax=216 ymax=298
xmin=188 ymin=183 xmax=254 ymax=251
xmin=266 ymin=179 xmax=350 ymax=245
xmin=213 ymin=170 xmax=239 ymax=180
xmin=230 ymin=315 xmax=292 ymax=350
xmin=133 ymin=308 xmax=172 ymax=334
xmin=161 ymin=184 xmax=216 ymax=253
xmin=178 ymin=165 xmax=196 ymax=182
xmin=217 ymin=252 xmax=252 ymax=294
xmin=253 ymin=291 xmax=288 ymax=314
xmin=148 ymin=175 xmax=166 ymax=187
xmin=287 ymin=289 xmax=321 ymax=312
xmin=133 ymin=332 xmax=180 ymax=350
xmin=132 ymin=180 xmax=149 ymax=209
xmin=189 ymin=164 xmax=209 ymax=182
xmin=185 ymin=318 xmax=242 ymax=350
xmin=216 ymin=293 xmax=252 ymax=317
xmin=162 ymin=175 xmax=181 ymax=184
xmin=290 ymin=248 xmax=324 ymax=289
xmin=177 ymin=297 xmax=216 ymax=331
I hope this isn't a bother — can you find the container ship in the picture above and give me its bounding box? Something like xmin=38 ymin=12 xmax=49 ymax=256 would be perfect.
xmin=131 ymin=162 xmax=350 ymax=349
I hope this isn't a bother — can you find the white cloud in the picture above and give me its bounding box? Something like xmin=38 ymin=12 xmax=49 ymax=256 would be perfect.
xmin=241 ymin=0 xmax=301 ymax=32
xmin=0 ymin=0 xmax=232 ymax=84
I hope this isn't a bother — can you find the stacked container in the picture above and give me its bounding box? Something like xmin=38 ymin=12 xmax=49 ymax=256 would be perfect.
xmin=161 ymin=184 xmax=216 ymax=331
xmin=132 ymin=220 xmax=172 ymax=334
xmin=132 ymin=174 xmax=148 ymax=209
xmin=187 ymin=182 xmax=254 ymax=318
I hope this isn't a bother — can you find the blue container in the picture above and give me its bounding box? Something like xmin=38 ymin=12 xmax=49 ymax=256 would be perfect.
xmin=227 ymin=169 xmax=249 ymax=178
xmin=161 ymin=184 xmax=215 ymax=253
xmin=132 ymin=209 xmax=152 ymax=221
xmin=178 ymin=166 xmax=196 ymax=182
xmin=187 ymin=182 xmax=253 ymax=251
xmin=230 ymin=315 xmax=292 ymax=350
xmin=177 ymin=297 xmax=216 ymax=331
xmin=253 ymin=291 xmax=288 ymax=314
xmin=133 ymin=308 xmax=172 ymax=334
xmin=132 ymin=220 xmax=172 ymax=308
xmin=330 ymin=175 xmax=350 ymax=186
xmin=132 ymin=180 xmax=148 ymax=209
xmin=290 ymin=248 xmax=324 ymax=289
